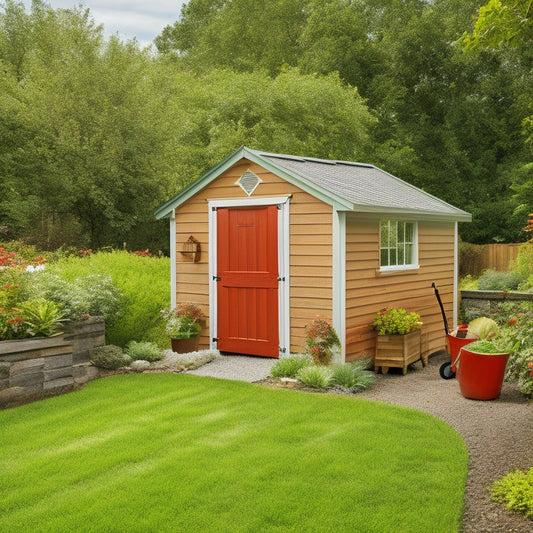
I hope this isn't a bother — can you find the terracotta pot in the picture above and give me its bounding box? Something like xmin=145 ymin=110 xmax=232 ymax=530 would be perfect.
xmin=171 ymin=336 xmax=199 ymax=354
xmin=456 ymin=347 xmax=509 ymax=400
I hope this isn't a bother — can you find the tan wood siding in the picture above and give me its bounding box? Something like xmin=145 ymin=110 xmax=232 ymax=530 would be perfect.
xmin=174 ymin=158 xmax=333 ymax=352
xmin=345 ymin=215 xmax=454 ymax=362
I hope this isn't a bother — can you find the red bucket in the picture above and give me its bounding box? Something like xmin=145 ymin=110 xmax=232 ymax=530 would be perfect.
xmin=447 ymin=330 xmax=476 ymax=368
xmin=456 ymin=347 xmax=509 ymax=400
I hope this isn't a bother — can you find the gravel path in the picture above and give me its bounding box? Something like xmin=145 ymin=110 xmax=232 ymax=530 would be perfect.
xmin=186 ymin=354 xmax=275 ymax=382
xmin=193 ymin=352 xmax=531 ymax=532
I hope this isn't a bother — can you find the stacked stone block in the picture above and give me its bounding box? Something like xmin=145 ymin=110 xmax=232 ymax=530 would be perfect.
xmin=0 ymin=317 xmax=104 ymax=408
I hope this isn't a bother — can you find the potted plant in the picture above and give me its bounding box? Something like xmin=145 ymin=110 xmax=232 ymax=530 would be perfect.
xmin=162 ymin=303 xmax=203 ymax=353
xmin=455 ymin=339 xmax=510 ymax=400
xmin=372 ymin=307 xmax=424 ymax=375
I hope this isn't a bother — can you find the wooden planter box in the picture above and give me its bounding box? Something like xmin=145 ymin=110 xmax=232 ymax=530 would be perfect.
xmin=375 ymin=329 xmax=426 ymax=375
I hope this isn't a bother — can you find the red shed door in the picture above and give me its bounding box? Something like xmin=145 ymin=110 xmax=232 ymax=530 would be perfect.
xmin=217 ymin=205 xmax=279 ymax=357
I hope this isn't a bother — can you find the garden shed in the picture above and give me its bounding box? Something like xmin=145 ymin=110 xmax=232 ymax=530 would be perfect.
xmin=156 ymin=147 xmax=471 ymax=362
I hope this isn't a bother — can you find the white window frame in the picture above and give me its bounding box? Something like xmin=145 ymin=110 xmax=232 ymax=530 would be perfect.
xmin=379 ymin=220 xmax=419 ymax=272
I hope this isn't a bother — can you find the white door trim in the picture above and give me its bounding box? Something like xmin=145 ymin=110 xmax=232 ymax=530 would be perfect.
xmin=170 ymin=211 xmax=177 ymax=309
xmin=208 ymin=196 xmax=291 ymax=356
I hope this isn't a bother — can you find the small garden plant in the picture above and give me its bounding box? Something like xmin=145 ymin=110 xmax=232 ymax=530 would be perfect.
xmin=271 ymin=355 xmax=375 ymax=394
xmin=490 ymin=467 xmax=533 ymax=520
xmin=126 ymin=341 xmax=164 ymax=362
xmin=90 ymin=345 xmax=131 ymax=370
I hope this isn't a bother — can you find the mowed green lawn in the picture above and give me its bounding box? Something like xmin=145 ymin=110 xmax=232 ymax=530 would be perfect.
xmin=0 ymin=374 xmax=468 ymax=532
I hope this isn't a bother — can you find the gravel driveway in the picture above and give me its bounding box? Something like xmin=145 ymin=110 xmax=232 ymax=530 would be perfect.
xmin=193 ymin=352 xmax=531 ymax=532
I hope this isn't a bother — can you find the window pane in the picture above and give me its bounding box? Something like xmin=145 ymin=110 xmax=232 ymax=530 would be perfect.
xmin=398 ymin=221 xmax=405 ymax=243
xmin=381 ymin=248 xmax=389 ymax=267
xmin=381 ymin=221 xmax=389 ymax=247
xmin=389 ymin=248 xmax=398 ymax=266
xmin=405 ymin=244 xmax=413 ymax=264
xmin=405 ymin=222 xmax=414 ymax=242
xmin=398 ymin=245 xmax=405 ymax=265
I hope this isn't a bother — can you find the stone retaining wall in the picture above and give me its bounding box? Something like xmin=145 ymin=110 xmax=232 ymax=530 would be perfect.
xmin=0 ymin=317 xmax=104 ymax=408
xmin=461 ymin=290 xmax=533 ymax=317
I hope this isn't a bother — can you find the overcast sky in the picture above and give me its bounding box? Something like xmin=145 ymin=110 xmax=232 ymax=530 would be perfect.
xmin=21 ymin=1 xmax=187 ymax=47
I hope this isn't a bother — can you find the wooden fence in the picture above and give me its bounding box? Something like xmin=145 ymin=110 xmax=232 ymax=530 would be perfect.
xmin=459 ymin=243 xmax=523 ymax=277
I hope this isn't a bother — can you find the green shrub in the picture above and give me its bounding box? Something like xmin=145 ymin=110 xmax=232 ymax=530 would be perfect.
xmin=25 ymin=272 xmax=122 ymax=324
xmin=513 ymin=242 xmax=533 ymax=290
xmin=90 ymin=345 xmax=130 ymax=370
xmin=330 ymin=358 xmax=376 ymax=392
xmin=47 ymin=251 xmax=170 ymax=347
xmin=458 ymin=240 xmax=486 ymax=278
xmin=477 ymin=269 xmax=525 ymax=291
xmin=490 ymin=467 xmax=533 ymax=519
xmin=296 ymin=365 xmax=333 ymax=389
xmin=271 ymin=355 xmax=312 ymax=378
xmin=496 ymin=303 xmax=533 ymax=396
xmin=126 ymin=341 xmax=163 ymax=362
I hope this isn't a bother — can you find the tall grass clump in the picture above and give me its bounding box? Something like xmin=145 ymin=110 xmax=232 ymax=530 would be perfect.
xmin=330 ymin=358 xmax=376 ymax=392
xmin=296 ymin=365 xmax=333 ymax=389
xmin=47 ymin=251 xmax=170 ymax=347
xmin=270 ymin=354 xmax=312 ymax=378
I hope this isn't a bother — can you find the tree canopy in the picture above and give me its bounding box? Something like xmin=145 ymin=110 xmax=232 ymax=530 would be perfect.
xmin=1 ymin=0 xmax=532 ymax=249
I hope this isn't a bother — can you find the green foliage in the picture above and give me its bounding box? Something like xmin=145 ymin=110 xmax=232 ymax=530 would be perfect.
xmin=126 ymin=341 xmax=163 ymax=363
xmin=461 ymin=340 xmax=501 ymax=354
xmin=270 ymin=354 xmax=312 ymax=378
xmin=491 ymin=467 xmax=533 ymax=519
xmin=513 ymin=242 xmax=533 ymax=290
xmin=89 ymin=345 xmax=130 ymax=370
xmin=330 ymin=359 xmax=376 ymax=393
xmin=20 ymin=298 xmax=66 ymax=337
xmin=495 ymin=302 xmax=533 ymax=396
xmin=304 ymin=318 xmax=341 ymax=365
xmin=46 ymin=251 xmax=170 ymax=347
xmin=295 ymin=365 xmax=333 ymax=389
xmin=372 ymin=308 xmax=421 ymax=335
xmin=459 ymin=241 xmax=487 ymax=278
xmin=2 ymin=0 xmax=533 ymax=250
xmin=477 ymin=269 xmax=525 ymax=290
xmin=25 ymin=272 xmax=122 ymax=324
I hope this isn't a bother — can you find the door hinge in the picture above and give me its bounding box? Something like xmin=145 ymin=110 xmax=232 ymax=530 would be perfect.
xmin=279 ymin=347 xmax=287 ymax=354
xmin=213 ymin=275 xmax=221 ymax=281
xmin=212 ymin=337 xmax=218 ymax=342
xmin=277 ymin=276 xmax=285 ymax=282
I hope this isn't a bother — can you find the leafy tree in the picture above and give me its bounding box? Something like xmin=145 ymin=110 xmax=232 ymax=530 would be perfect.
xmin=162 ymin=67 xmax=376 ymax=189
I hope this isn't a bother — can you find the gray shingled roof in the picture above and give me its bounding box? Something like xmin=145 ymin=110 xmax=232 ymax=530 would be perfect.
xmin=256 ymin=150 xmax=470 ymax=219
xmin=156 ymin=147 xmax=471 ymax=221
